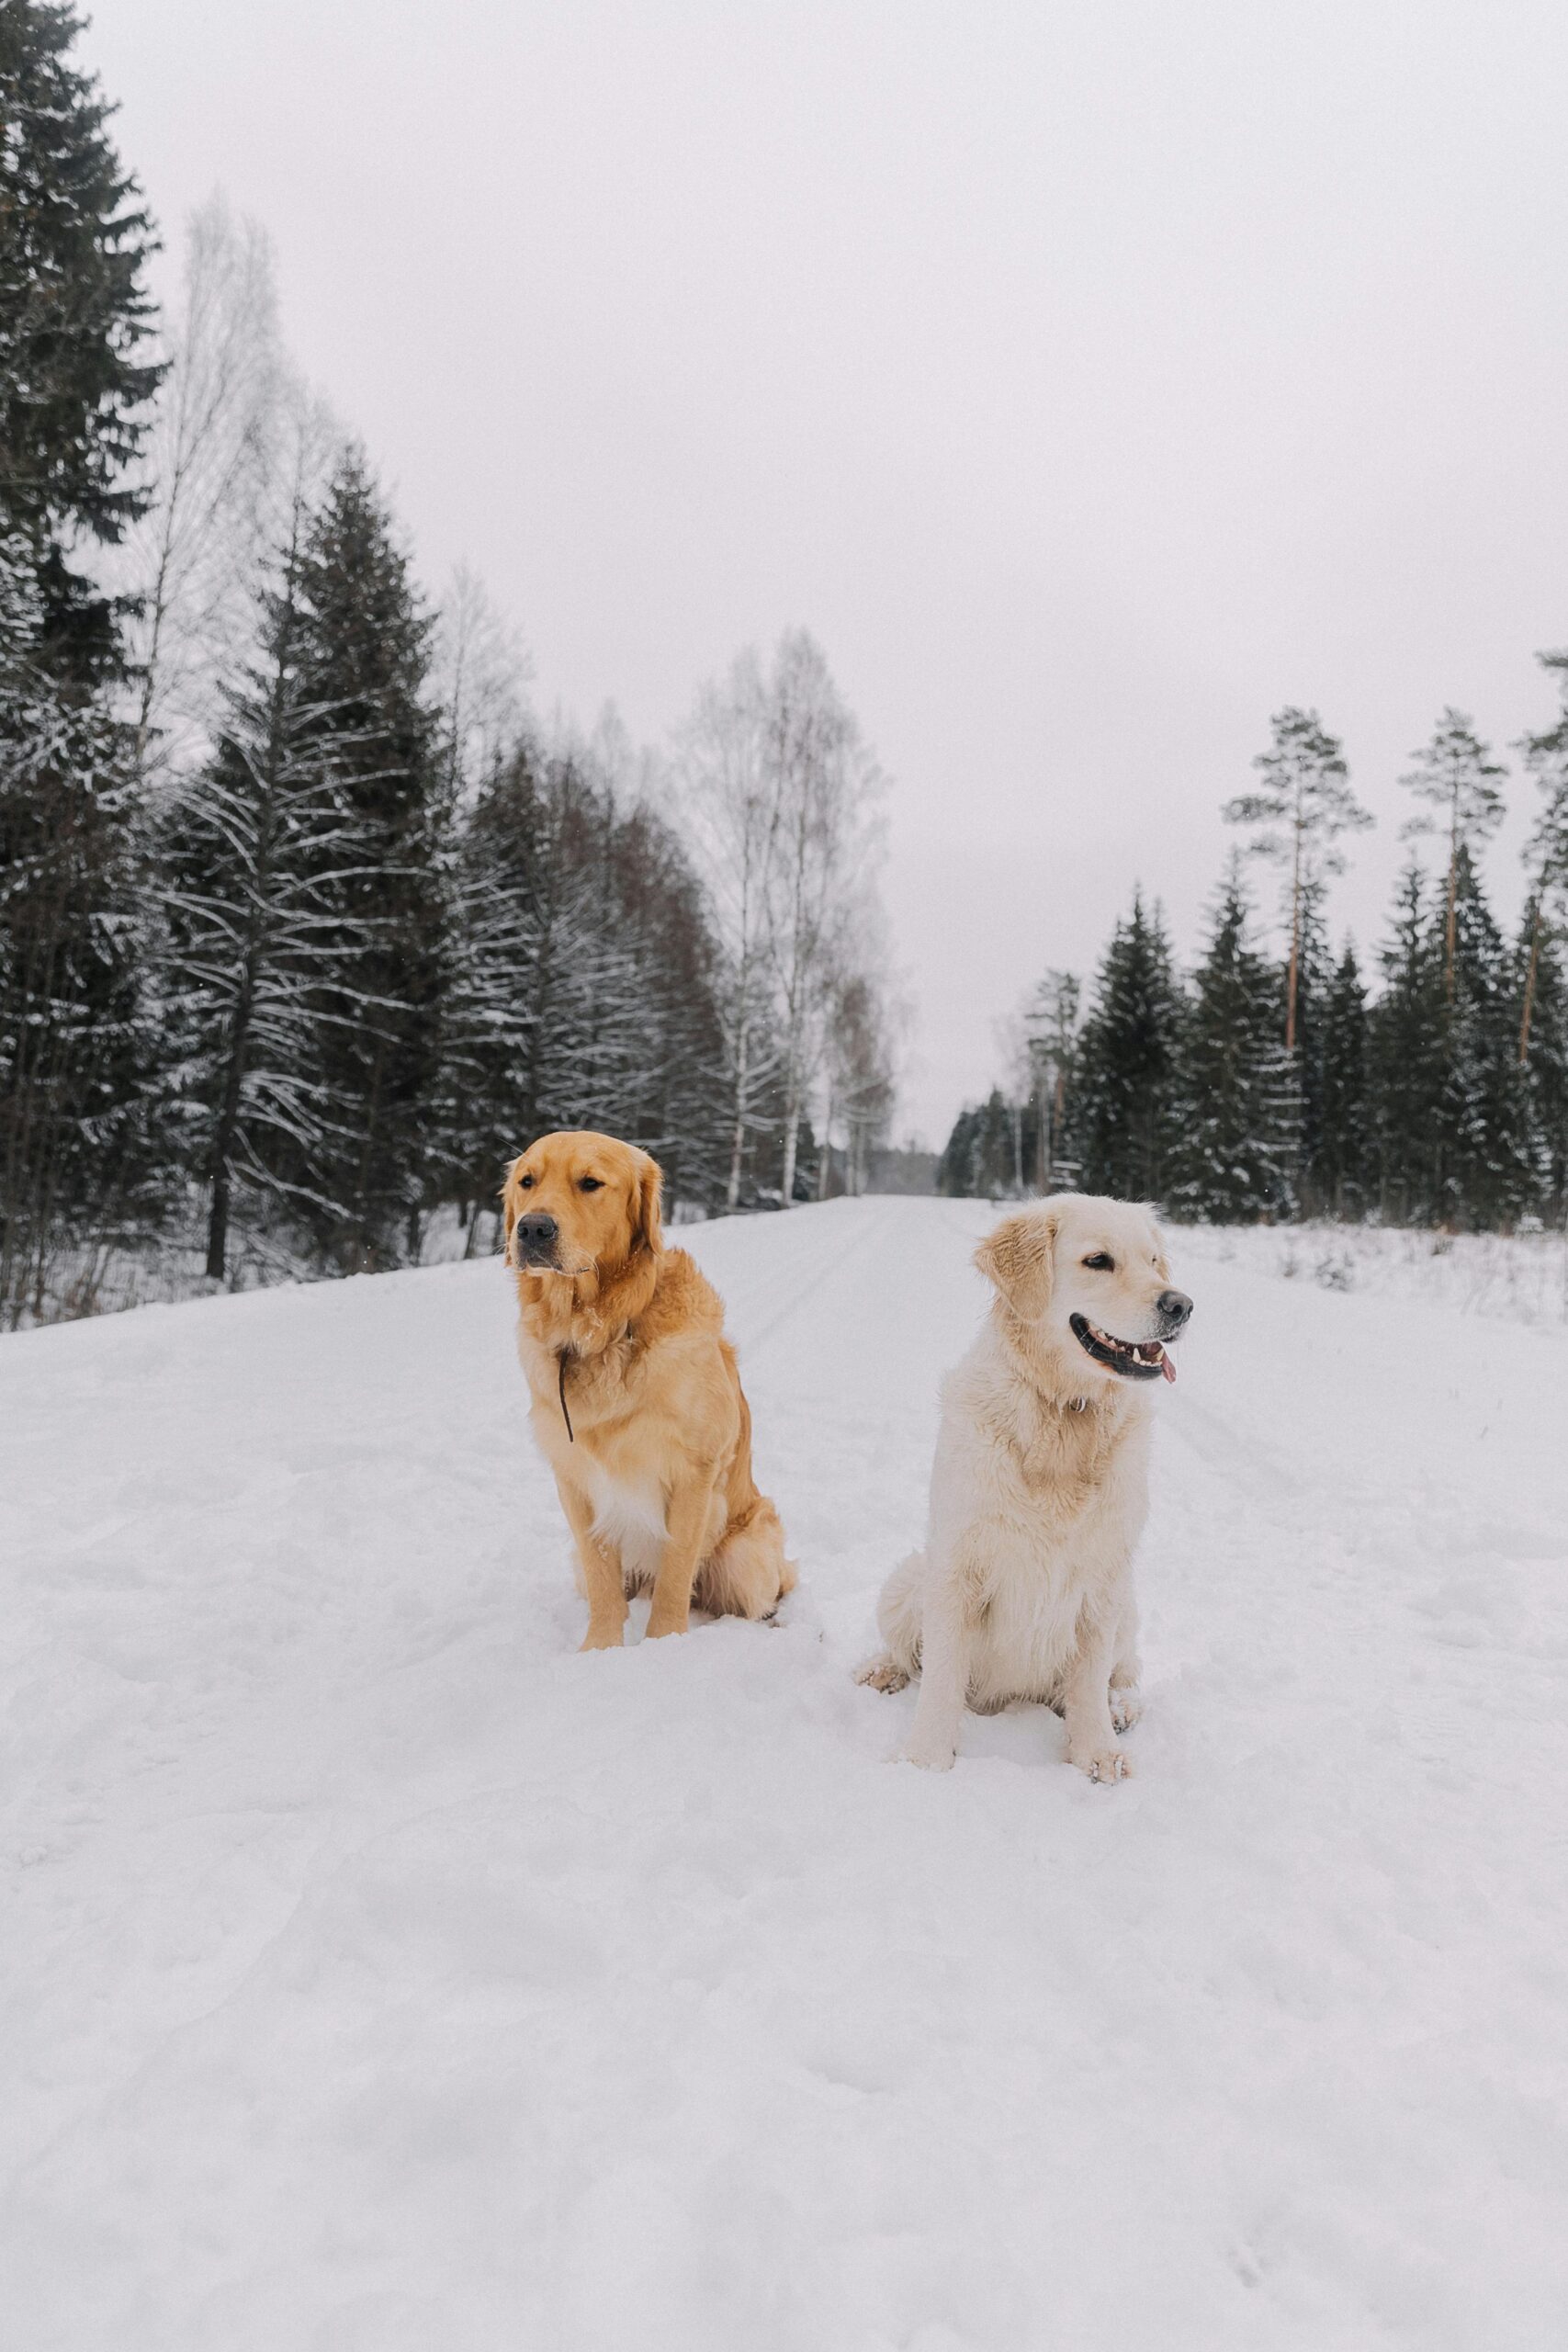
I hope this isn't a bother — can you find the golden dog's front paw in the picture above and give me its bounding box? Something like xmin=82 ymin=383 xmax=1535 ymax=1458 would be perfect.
xmin=1109 ymin=1685 xmax=1143 ymax=1734
xmin=855 ymin=1654 xmax=910 ymax=1694
xmin=579 ymin=1623 xmax=625 ymax=1652
xmin=1072 ymin=1747 xmax=1132 ymax=1784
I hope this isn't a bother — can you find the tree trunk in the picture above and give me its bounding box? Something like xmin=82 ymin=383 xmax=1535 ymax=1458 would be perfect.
xmin=1519 ymin=898 xmax=1541 ymax=1066
xmin=1285 ymin=816 xmax=1302 ymax=1053
xmin=726 ymin=1012 xmax=749 ymax=1212
xmin=780 ymin=1085 xmax=800 ymax=1206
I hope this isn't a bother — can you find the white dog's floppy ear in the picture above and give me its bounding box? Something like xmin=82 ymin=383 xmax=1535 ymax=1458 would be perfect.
xmin=976 ymin=1207 xmax=1057 ymax=1317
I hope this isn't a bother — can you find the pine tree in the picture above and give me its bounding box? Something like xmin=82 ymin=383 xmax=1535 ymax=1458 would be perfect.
xmin=289 ymin=452 xmax=447 ymax=1269
xmin=1518 ymin=913 xmax=1568 ymax=1217
xmin=1399 ymin=708 xmax=1508 ymax=1003
xmin=1167 ymin=863 xmax=1296 ymax=1223
xmin=1517 ymin=650 xmax=1568 ymax=1070
xmin=1224 ymin=706 xmax=1371 ymax=1052
xmin=1432 ymin=845 xmax=1535 ymax=1229
xmin=0 ymin=0 xmax=162 ymax=662
xmin=0 ymin=532 xmax=158 ymax=1320
xmin=0 ymin=6 xmax=163 ymax=1320
xmin=1288 ymin=878 xmax=1334 ymax=1210
xmin=1371 ymin=862 xmax=1445 ymax=1221
xmin=157 ymin=476 xmax=390 ymax=1282
xmin=1316 ymin=942 xmax=1370 ymax=1216
xmin=1073 ymin=891 xmax=1184 ymax=1200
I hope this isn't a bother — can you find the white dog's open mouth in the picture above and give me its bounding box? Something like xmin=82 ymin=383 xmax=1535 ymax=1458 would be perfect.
xmin=1069 ymin=1313 xmax=1177 ymax=1384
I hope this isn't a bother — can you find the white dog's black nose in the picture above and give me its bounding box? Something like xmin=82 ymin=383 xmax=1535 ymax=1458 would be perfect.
xmin=515 ymin=1213 xmax=558 ymax=1252
xmin=1157 ymin=1289 xmax=1192 ymax=1330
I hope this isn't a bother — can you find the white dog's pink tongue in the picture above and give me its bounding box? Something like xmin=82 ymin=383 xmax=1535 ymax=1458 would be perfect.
xmin=1161 ymin=1352 xmax=1178 ymax=1384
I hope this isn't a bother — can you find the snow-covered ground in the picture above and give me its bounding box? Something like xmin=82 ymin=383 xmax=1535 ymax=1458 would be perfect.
xmin=1177 ymin=1216 xmax=1568 ymax=1330
xmin=3 ymin=1197 xmax=1564 ymax=2349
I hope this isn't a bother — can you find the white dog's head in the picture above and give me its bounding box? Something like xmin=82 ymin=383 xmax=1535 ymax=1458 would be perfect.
xmin=976 ymin=1194 xmax=1192 ymax=1392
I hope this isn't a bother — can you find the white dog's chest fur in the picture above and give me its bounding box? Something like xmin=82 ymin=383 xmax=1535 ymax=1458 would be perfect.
xmin=928 ymin=1343 xmax=1151 ymax=1706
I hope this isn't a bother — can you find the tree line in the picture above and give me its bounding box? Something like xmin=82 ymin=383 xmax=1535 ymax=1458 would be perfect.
xmin=0 ymin=3 xmax=896 ymax=1325
xmin=942 ymin=698 xmax=1568 ymax=1229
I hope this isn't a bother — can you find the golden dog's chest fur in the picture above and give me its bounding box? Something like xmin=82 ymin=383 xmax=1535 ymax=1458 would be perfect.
xmin=506 ymin=1133 xmax=794 ymax=1646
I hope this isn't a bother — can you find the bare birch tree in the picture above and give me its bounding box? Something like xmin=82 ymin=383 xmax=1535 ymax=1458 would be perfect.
xmin=432 ymin=563 xmax=531 ymax=805
xmin=124 ymin=193 xmax=286 ymax=780
xmin=761 ymin=630 xmax=886 ymax=1204
xmin=676 ymin=648 xmax=782 ymax=1207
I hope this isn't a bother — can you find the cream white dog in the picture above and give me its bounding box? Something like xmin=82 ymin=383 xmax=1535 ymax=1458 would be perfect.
xmin=857 ymin=1195 xmax=1191 ymax=1782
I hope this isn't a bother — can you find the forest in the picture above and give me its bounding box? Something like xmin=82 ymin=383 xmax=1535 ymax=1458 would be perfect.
xmin=0 ymin=4 xmax=896 ymax=1326
xmin=941 ymin=697 xmax=1568 ymax=1231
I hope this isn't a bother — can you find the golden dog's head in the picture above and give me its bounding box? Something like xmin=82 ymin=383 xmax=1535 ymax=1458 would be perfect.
xmin=502 ymin=1130 xmax=663 ymax=1282
xmin=976 ymin=1193 xmax=1192 ymax=1388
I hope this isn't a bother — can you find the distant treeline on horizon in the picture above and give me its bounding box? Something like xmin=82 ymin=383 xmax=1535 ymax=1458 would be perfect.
xmin=942 ymin=698 xmax=1568 ymax=1233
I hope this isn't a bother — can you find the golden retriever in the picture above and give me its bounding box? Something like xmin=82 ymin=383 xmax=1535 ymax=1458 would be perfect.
xmin=503 ymin=1130 xmax=795 ymax=1647
xmin=857 ymin=1195 xmax=1191 ymax=1781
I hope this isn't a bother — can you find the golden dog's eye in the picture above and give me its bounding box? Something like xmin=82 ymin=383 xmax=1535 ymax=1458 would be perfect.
xmin=518 ymin=1174 xmax=536 ymax=1190
xmin=1083 ymin=1251 xmax=1114 ymax=1271
xmin=579 ymin=1176 xmax=604 ymax=1193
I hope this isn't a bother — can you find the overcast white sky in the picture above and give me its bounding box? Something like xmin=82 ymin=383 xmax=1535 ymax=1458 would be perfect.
xmin=84 ymin=1 xmax=1568 ymax=1144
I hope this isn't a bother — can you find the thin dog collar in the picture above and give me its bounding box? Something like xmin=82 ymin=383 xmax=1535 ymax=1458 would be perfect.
xmin=558 ymin=1349 xmax=574 ymax=1442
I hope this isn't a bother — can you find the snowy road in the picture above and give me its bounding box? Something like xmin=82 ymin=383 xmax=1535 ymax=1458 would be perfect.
xmin=3 ymin=1198 xmax=1565 ymax=2349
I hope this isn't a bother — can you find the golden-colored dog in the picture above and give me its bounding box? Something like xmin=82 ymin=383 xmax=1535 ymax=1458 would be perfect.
xmin=503 ymin=1130 xmax=795 ymax=1647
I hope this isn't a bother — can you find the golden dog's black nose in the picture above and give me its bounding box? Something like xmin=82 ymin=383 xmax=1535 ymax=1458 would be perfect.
xmin=1157 ymin=1289 xmax=1192 ymax=1329
xmin=516 ymin=1214 xmax=558 ymax=1252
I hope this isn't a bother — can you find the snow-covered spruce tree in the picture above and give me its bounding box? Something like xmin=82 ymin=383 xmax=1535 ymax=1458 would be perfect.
xmin=157 ymin=459 xmax=394 ymax=1283
xmin=0 ymin=537 xmax=158 ymax=1320
xmin=1315 ymin=941 xmax=1371 ymax=1216
xmin=1399 ymin=708 xmax=1507 ymax=1004
xmin=1285 ymin=878 xmax=1334 ymax=1212
xmin=0 ymin=0 xmax=162 ymax=654
xmin=1430 ymin=845 xmax=1535 ymax=1230
xmin=1370 ymin=862 xmax=1445 ymax=1222
xmin=288 ymin=451 xmax=448 ymax=1270
xmin=1517 ymin=911 xmax=1568 ymax=1217
xmin=1167 ymin=863 xmax=1297 ymax=1225
xmin=1072 ymin=890 xmax=1184 ymax=1202
xmin=1517 ymin=649 xmax=1568 ymax=1075
xmin=1224 ymin=706 xmax=1371 ymax=1054
xmin=441 ymin=744 xmax=729 ymax=1233
xmin=0 ymin=3 xmax=163 ymax=1321
xmin=938 ymin=1089 xmax=1029 ymax=1199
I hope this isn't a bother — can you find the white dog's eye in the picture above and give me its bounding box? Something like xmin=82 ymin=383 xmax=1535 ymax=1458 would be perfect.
xmin=1082 ymin=1251 xmax=1114 ymax=1271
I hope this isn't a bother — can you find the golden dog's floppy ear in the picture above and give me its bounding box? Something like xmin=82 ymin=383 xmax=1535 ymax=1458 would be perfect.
xmin=631 ymin=1150 xmax=664 ymax=1257
xmin=976 ymin=1207 xmax=1057 ymax=1317
xmin=500 ymin=1155 xmax=525 ymax=1261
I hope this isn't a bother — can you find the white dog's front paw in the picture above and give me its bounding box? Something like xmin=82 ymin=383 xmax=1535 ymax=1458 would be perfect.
xmin=855 ymin=1653 xmax=911 ymax=1694
xmin=900 ymin=1738 xmax=956 ymax=1771
xmin=1072 ymin=1747 xmax=1132 ymax=1784
xmin=1109 ymin=1684 xmax=1143 ymax=1734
